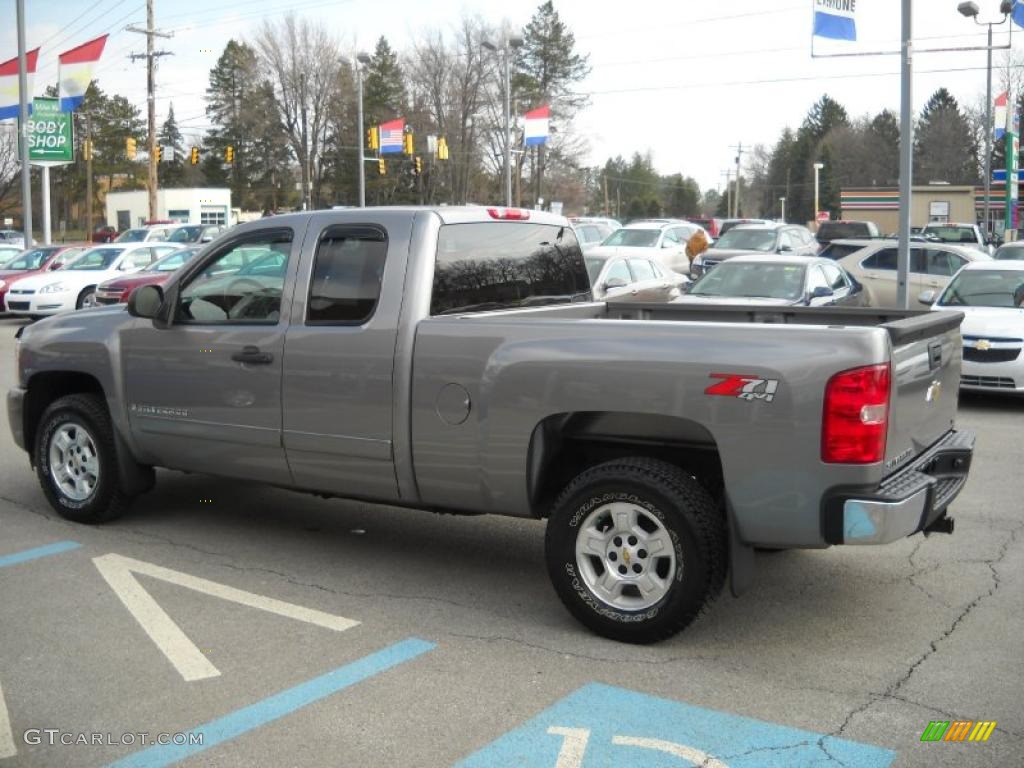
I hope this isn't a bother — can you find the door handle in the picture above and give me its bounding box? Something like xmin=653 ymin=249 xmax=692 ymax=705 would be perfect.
xmin=231 ymin=345 xmax=274 ymax=365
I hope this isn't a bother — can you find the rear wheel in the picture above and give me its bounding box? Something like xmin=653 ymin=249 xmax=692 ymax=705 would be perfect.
xmin=34 ymin=393 xmax=133 ymax=523
xmin=545 ymin=457 xmax=727 ymax=643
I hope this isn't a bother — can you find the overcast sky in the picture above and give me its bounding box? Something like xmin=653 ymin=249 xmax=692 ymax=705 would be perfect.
xmin=3 ymin=0 xmax=1018 ymax=194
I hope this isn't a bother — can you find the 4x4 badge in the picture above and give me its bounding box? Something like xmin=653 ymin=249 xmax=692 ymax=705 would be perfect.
xmin=705 ymin=374 xmax=779 ymax=403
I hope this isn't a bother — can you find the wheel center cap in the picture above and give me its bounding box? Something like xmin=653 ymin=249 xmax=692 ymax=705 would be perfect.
xmin=622 ymin=549 xmax=631 ymax=565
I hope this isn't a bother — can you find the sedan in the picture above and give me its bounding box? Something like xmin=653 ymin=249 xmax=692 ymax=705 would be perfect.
xmin=838 ymin=240 xmax=989 ymax=308
xmin=1 ymin=245 xmax=87 ymax=313
xmin=587 ymin=222 xmax=708 ymax=276
xmin=586 ymin=252 xmax=686 ymax=303
xmin=166 ymin=224 xmax=226 ymax=245
xmin=5 ymin=243 xmax=180 ymax=316
xmin=929 ymin=261 xmax=1024 ymax=395
xmin=675 ymin=255 xmax=866 ymax=307
xmin=95 ymin=245 xmax=202 ymax=305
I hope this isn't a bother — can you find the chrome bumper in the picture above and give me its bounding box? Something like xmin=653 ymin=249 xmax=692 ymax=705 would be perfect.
xmin=823 ymin=429 xmax=975 ymax=545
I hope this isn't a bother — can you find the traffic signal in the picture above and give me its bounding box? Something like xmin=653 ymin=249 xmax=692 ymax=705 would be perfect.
xmin=377 ymin=158 xmax=386 ymax=176
xmin=126 ymin=137 xmax=137 ymax=160
xmin=367 ymin=127 xmax=379 ymax=151
xmin=190 ymin=146 xmax=200 ymax=165
xmin=402 ymin=132 xmax=413 ymax=156
xmin=154 ymin=145 xmax=162 ymax=162
xmin=413 ymin=156 xmax=423 ymax=175
xmin=437 ymin=137 xmax=449 ymax=161
xmin=82 ymin=139 xmax=93 ymax=161
xmin=225 ymin=145 xmax=234 ymax=163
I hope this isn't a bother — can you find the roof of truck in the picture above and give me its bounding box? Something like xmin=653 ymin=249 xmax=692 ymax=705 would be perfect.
xmin=242 ymin=205 xmax=570 ymax=229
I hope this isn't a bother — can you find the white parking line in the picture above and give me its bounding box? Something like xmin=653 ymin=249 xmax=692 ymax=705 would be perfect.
xmin=93 ymin=554 xmax=360 ymax=682
xmin=0 ymin=679 xmax=15 ymax=760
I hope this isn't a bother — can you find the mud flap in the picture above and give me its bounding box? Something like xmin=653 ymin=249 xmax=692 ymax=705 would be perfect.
xmin=727 ymin=497 xmax=755 ymax=597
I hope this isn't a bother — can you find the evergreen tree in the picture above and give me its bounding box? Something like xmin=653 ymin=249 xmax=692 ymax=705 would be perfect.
xmin=515 ymin=0 xmax=591 ymax=207
xmin=790 ymin=94 xmax=850 ymax=222
xmin=363 ymin=36 xmax=410 ymax=204
xmin=915 ymin=88 xmax=978 ymax=185
xmin=866 ymin=109 xmax=900 ymax=186
xmin=158 ymin=103 xmax=186 ymax=187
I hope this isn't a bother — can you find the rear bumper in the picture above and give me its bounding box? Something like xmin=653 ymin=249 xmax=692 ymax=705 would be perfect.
xmin=821 ymin=429 xmax=975 ymax=545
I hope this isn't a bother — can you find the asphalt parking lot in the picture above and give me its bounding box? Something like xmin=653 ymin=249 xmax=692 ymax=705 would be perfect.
xmin=0 ymin=315 xmax=1021 ymax=768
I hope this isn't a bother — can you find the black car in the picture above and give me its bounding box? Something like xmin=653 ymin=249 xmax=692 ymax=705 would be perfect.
xmin=815 ymin=219 xmax=880 ymax=247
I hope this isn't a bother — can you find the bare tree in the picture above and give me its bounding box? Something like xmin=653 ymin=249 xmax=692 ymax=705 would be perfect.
xmin=253 ymin=15 xmax=341 ymax=208
xmin=0 ymin=125 xmax=20 ymax=216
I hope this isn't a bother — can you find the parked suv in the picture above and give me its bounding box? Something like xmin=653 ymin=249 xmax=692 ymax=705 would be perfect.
xmin=921 ymin=222 xmax=993 ymax=256
xmin=691 ymin=223 xmax=818 ymax=277
xmin=815 ymin=220 xmax=881 ymax=248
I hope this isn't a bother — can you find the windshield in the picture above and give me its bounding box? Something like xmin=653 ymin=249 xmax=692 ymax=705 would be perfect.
xmin=711 ymin=228 xmax=777 ymax=252
xmin=168 ymin=226 xmax=201 ymax=243
xmin=146 ymin=249 xmax=195 ymax=272
xmin=2 ymin=247 xmax=55 ymax=270
xmin=63 ymin=248 xmax=122 ymax=271
xmin=116 ymin=229 xmax=147 ymax=242
xmin=923 ymin=226 xmax=977 ymax=245
xmin=938 ymin=269 xmax=1024 ymax=307
xmin=584 ymin=257 xmax=606 ymax=284
xmin=994 ymin=244 xmax=1024 ymax=261
xmin=690 ymin=262 xmax=806 ymax=300
xmin=601 ymin=228 xmax=660 ymax=248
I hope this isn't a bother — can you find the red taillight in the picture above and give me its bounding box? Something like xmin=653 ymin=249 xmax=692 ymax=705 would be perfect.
xmin=486 ymin=207 xmax=530 ymax=220
xmin=822 ymin=363 xmax=890 ymax=464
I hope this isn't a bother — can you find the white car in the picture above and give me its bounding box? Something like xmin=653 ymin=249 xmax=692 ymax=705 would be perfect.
xmin=585 ymin=221 xmax=708 ymax=276
xmin=0 ymin=229 xmax=30 ymax=249
xmin=5 ymin=243 xmax=180 ymax=316
xmin=929 ymin=260 xmax=1024 ymax=394
xmin=114 ymin=225 xmax=176 ymax=243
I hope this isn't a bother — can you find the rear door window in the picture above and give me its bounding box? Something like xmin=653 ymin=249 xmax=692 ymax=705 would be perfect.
xmin=307 ymin=226 xmax=388 ymax=324
xmin=862 ymin=248 xmax=897 ymax=270
xmin=628 ymin=259 xmax=656 ymax=281
xmin=925 ymin=249 xmax=967 ymax=277
xmin=431 ymin=222 xmax=591 ymax=314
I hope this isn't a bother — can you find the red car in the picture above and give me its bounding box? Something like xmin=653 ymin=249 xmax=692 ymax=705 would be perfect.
xmin=0 ymin=244 xmax=88 ymax=312
xmin=95 ymin=245 xmax=200 ymax=304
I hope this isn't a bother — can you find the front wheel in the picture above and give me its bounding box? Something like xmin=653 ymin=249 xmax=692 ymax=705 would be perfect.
xmin=545 ymin=457 xmax=726 ymax=643
xmin=34 ymin=393 xmax=133 ymax=523
xmin=76 ymin=287 xmax=97 ymax=309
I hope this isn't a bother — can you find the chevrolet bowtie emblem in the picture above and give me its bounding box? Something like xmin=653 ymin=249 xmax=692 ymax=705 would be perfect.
xmin=926 ymin=381 xmax=943 ymax=404
xmin=975 ymin=339 xmax=992 ymax=351
xmin=623 ymin=549 xmax=631 ymax=565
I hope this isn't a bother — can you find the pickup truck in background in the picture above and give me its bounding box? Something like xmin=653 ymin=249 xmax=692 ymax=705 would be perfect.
xmin=7 ymin=206 xmax=975 ymax=643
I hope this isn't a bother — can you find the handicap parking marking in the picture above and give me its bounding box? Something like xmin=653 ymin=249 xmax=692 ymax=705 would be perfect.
xmin=456 ymin=683 xmax=896 ymax=768
xmin=105 ymin=637 xmax=435 ymax=768
xmin=0 ymin=540 xmax=80 ymax=568
xmin=92 ymin=553 xmax=361 ymax=681
xmin=0 ymin=679 xmax=15 ymax=760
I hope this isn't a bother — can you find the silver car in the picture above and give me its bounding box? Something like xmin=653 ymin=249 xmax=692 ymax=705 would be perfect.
xmin=586 ymin=252 xmax=686 ymax=302
xmin=690 ymin=223 xmax=818 ymax=278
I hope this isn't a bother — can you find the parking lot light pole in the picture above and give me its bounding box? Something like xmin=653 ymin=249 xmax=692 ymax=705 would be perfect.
xmin=342 ymin=52 xmax=373 ymax=208
xmin=483 ymin=35 xmax=524 ymax=207
xmin=958 ymin=1 xmax=1012 ymax=239
xmin=813 ymin=162 xmax=824 ymax=226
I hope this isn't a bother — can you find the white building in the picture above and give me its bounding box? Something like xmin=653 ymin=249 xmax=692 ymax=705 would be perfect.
xmin=105 ymin=188 xmax=232 ymax=231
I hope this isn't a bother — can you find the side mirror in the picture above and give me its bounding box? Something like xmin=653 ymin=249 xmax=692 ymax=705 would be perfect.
xmin=604 ymin=276 xmax=628 ymax=290
xmin=49 ymin=262 xmax=62 ymax=270
xmin=810 ymin=286 xmax=834 ymax=299
xmin=200 ymin=235 xmax=213 ymax=243
xmin=127 ymin=284 xmax=164 ymax=321
xmin=661 ymin=240 xmax=674 ymax=248
xmin=778 ymin=244 xmax=793 ymax=253
xmin=918 ymin=289 xmax=936 ymax=305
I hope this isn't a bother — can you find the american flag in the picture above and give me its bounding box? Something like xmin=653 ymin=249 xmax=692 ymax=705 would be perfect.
xmin=379 ymin=118 xmax=404 ymax=154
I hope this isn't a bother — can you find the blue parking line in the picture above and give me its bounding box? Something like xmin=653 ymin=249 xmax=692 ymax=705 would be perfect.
xmin=105 ymin=637 xmax=435 ymax=768
xmin=0 ymin=541 xmax=81 ymax=568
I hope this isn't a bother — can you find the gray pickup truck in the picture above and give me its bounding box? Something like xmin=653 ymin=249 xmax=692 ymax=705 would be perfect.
xmin=7 ymin=206 xmax=975 ymax=643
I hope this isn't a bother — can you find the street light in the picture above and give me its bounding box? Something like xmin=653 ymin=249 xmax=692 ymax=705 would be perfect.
xmin=341 ymin=52 xmax=372 ymax=207
xmin=813 ymin=162 xmax=824 ymax=227
xmin=482 ymin=34 xmax=524 ymax=207
xmin=779 ymin=196 xmax=786 ymax=223
xmin=958 ymin=1 xmax=1012 ymax=240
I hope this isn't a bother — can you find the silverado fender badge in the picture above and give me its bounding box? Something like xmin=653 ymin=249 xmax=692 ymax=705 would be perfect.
xmin=705 ymin=374 xmax=779 ymax=403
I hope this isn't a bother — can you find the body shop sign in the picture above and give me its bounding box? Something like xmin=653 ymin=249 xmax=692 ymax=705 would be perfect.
xmin=27 ymin=98 xmax=74 ymax=163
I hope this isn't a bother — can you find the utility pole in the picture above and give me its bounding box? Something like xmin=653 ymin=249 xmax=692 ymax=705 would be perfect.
xmin=86 ymin=114 xmax=94 ymax=239
xmin=603 ymin=172 xmax=609 ymax=217
xmin=722 ymin=170 xmax=732 ymax=219
xmin=731 ymin=142 xmax=744 ymax=218
xmin=896 ymin=0 xmax=913 ymax=308
xmin=127 ymin=0 xmax=173 ymax=222
xmin=300 ymin=72 xmax=309 ymax=210
xmin=16 ymin=0 xmax=31 ymax=246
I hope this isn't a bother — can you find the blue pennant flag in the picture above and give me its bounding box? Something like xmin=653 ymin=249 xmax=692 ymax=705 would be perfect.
xmin=813 ymin=0 xmax=857 ymax=42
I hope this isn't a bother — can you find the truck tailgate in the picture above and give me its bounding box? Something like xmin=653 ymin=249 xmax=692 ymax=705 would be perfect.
xmin=885 ymin=311 xmax=963 ymax=471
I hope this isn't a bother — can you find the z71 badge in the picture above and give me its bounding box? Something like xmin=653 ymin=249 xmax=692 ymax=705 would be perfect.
xmin=705 ymin=373 xmax=779 ymax=403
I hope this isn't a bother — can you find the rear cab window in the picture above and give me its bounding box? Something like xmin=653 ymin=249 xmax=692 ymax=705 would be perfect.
xmin=431 ymin=222 xmax=591 ymax=314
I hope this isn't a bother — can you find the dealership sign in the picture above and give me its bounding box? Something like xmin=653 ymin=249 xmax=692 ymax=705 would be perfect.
xmin=27 ymin=97 xmax=74 ymax=164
